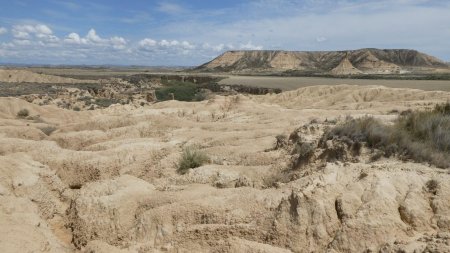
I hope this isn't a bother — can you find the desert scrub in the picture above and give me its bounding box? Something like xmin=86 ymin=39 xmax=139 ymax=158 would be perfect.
xmin=322 ymin=102 xmax=450 ymax=168
xmin=156 ymin=81 xmax=206 ymax=102
xmin=178 ymin=147 xmax=210 ymax=174
xmin=17 ymin=109 xmax=29 ymax=118
xmin=291 ymin=142 xmax=316 ymax=168
xmin=94 ymin=98 xmax=121 ymax=108
xmin=39 ymin=126 xmax=57 ymax=136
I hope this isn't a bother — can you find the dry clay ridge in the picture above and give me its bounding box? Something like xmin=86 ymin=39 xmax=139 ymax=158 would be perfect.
xmin=0 ymin=69 xmax=97 ymax=84
xmin=196 ymin=48 xmax=449 ymax=75
xmin=1 ymin=82 xmax=450 ymax=252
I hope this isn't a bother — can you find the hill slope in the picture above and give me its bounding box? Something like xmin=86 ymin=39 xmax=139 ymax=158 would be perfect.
xmin=197 ymin=49 xmax=448 ymax=75
xmin=0 ymin=69 xmax=96 ymax=84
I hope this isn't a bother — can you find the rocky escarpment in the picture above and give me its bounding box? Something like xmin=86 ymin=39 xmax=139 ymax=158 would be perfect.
xmin=197 ymin=48 xmax=448 ymax=75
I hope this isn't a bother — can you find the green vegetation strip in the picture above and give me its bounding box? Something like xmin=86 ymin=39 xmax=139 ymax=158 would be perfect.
xmin=156 ymin=80 xmax=206 ymax=102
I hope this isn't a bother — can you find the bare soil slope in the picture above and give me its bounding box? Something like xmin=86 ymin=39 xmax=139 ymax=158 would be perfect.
xmin=0 ymin=69 xmax=96 ymax=84
xmin=1 ymin=85 xmax=449 ymax=252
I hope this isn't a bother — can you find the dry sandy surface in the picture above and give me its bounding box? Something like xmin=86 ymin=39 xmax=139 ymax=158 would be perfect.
xmin=220 ymin=75 xmax=450 ymax=92
xmin=0 ymin=69 xmax=97 ymax=84
xmin=22 ymin=67 xmax=187 ymax=79
xmin=1 ymin=84 xmax=450 ymax=252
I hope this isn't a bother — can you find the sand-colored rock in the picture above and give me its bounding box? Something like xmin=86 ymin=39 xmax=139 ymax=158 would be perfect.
xmin=352 ymin=51 xmax=401 ymax=74
xmin=270 ymin=52 xmax=305 ymax=70
xmin=330 ymin=58 xmax=362 ymax=75
xmin=197 ymin=48 xmax=448 ymax=75
xmin=203 ymin=51 xmax=247 ymax=69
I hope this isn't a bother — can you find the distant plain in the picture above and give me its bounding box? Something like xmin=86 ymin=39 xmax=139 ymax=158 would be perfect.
xmin=219 ymin=75 xmax=450 ymax=92
xmin=23 ymin=67 xmax=450 ymax=92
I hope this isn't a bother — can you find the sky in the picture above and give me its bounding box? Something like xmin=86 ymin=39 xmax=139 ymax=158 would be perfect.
xmin=0 ymin=0 xmax=449 ymax=66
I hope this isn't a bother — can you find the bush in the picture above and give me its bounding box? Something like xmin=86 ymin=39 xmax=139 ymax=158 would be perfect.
xmin=322 ymin=103 xmax=450 ymax=168
xmin=17 ymin=109 xmax=29 ymax=118
xmin=425 ymin=179 xmax=439 ymax=194
xmin=155 ymin=81 xmax=205 ymax=102
xmin=178 ymin=147 xmax=210 ymax=174
xmin=274 ymin=134 xmax=288 ymax=150
xmin=39 ymin=126 xmax=57 ymax=136
xmin=291 ymin=142 xmax=316 ymax=168
xmin=94 ymin=98 xmax=121 ymax=108
xmin=397 ymin=104 xmax=450 ymax=152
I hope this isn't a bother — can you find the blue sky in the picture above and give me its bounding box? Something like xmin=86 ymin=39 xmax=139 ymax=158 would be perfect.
xmin=0 ymin=0 xmax=449 ymax=66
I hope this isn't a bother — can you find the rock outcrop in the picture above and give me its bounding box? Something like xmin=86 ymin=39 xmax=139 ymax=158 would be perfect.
xmin=197 ymin=48 xmax=448 ymax=75
xmin=330 ymin=58 xmax=362 ymax=75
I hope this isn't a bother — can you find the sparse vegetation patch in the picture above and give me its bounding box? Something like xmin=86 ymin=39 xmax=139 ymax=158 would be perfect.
xmin=322 ymin=103 xmax=450 ymax=168
xmin=17 ymin=109 xmax=29 ymax=118
xmin=156 ymin=81 xmax=206 ymax=102
xmin=178 ymin=146 xmax=210 ymax=174
xmin=94 ymin=98 xmax=121 ymax=108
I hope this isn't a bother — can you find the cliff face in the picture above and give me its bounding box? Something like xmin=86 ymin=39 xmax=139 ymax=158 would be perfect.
xmin=197 ymin=49 xmax=448 ymax=75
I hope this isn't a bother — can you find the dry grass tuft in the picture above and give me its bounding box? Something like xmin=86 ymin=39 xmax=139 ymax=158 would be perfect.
xmin=178 ymin=146 xmax=210 ymax=174
xmin=17 ymin=109 xmax=29 ymax=118
xmin=322 ymin=102 xmax=450 ymax=168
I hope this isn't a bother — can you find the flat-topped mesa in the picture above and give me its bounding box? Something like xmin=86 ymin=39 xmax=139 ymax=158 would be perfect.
xmin=196 ymin=48 xmax=448 ymax=75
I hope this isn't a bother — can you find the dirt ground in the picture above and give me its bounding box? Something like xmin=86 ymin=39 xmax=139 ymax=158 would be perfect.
xmin=219 ymin=75 xmax=450 ymax=91
xmin=1 ymin=80 xmax=450 ymax=252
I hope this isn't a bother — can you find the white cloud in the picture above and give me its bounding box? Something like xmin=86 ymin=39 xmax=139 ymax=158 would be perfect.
xmin=239 ymin=41 xmax=263 ymax=50
xmin=138 ymin=38 xmax=195 ymax=51
xmin=35 ymin=24 xmax=52 ymax=35
xmin=202 ymin=43 xmax=235 ymax=52
xmin=37 ymin=33 xmax=60 ymax=43
xmin=139 ymin=38 xmax=157 ymax=47
xmin=85 ymin=29 xmax=105 ymax=43
xmin=64 ymin=32 xmax=83 ymax=44
xmin=1 ymin=42 xmax=15 ymax=48
xmin=110 ymin=36 xmax=127 ymax=49
xmin=12 ymin=24 xmax=53 ymax=37
xmin=63 ymin=29 xmax=127 ymax=50
xmin=11 ymin=24 xmax=56 ymax=43
xmin=13 ymin=30 xmax=30 ymax=39
xmin=180 ymin=41 xmax=195 ymax=49
xmin=13 ymin=39 xmax=32 ymax=46
xmin=0 ymin=27 xmax=7 ymax=35
xmin=159 ymin=39 xmax=177 ymax=47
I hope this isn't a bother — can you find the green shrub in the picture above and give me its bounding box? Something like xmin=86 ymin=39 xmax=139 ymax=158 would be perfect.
xmin=94 ymin=98 xmax=121 ymax=108
xmin=17 ymin=109 xmax=29 ymax=118
xmin=397 ymin=105 xmax=450 ymax=152
xmin=434 ymin=102 xmax=450 ymax=114
xmin=156 ymin=81 xmax=205 ymax=102
xmin=322 ymin=103 xmax=450 ymax=168
xmin=178 ymin=147 xmax=209 ymax=174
